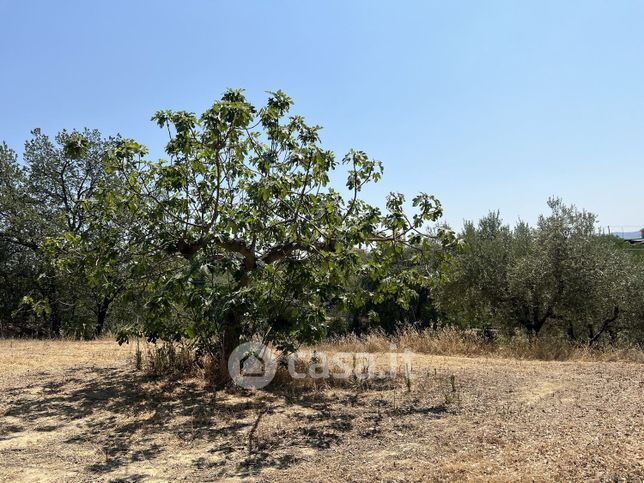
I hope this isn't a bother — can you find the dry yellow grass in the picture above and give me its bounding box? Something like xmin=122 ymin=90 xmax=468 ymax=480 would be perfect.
xmin=316 ymin=328 xmax=644 ymax=363
xmin=0 ymin=338 xmax=642 ymax=482
xmin=0 ymin=338 xmax=133 ymax=370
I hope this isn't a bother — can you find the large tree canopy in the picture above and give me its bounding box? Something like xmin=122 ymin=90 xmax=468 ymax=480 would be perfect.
xmin=96 ymin=89 xmax=455 ymax=356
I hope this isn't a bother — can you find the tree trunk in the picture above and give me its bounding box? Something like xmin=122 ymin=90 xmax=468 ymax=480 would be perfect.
xmin=95 ymin=301 xmax=110 ymax=337
xmin=213 ymin=312 xmax=243 ymax=385
xmin=42 ymin=278 xmax=62 ymax=338
xmin=222 ymin=312 xmax=242 ymax=363
xmin=50 ymin=304 xmax=61 ymax=337
xmin=567 ymin=323 xmax=576 ymax=341
xmin=589 ymin=306 xmax=619 ymax=346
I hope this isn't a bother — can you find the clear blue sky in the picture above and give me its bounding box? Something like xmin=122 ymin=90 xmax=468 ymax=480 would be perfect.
xmin=1 ymin=0 xmax=643 ymax=231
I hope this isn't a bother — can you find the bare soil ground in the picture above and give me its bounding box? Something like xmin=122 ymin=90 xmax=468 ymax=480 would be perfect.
xmin=0 ymin=340 xmax=642 ymax=482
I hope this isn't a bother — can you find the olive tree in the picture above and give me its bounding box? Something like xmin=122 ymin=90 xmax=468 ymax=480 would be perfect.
xmin=439 ymin=199 xmax=643 ymax=344
xmin=437 ymin=212 xmax=517 ymax=331
xmin=0 ymin=130 xmax=122 ymax=336
xmin=0 ymin=144 xmax=36 ymax=334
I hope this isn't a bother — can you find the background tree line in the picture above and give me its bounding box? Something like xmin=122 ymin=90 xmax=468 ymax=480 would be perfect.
xmin=0 ymin=91 xmax=642 ymax=352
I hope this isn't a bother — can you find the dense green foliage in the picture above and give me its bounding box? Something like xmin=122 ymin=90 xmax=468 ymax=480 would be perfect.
xmin=0 ymin=91 xmax=642 ymax=353
xmin=0 ymin=91 xmax=455 ymax=354
xmin=96 ymin=90 xmax=455 ymax=357
xmin=438 ymin=200 xmax=644 ymax=344
xmin=0 ymin=130 xmax=125 ymax=337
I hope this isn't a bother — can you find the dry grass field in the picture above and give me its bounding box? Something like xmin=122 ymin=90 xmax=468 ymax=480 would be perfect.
xmin=0 ymin=338 xmax=642 ymax=482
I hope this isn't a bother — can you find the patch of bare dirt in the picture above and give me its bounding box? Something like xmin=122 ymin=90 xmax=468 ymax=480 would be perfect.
xmin=0 ymin=340 xmax=642 ymax=481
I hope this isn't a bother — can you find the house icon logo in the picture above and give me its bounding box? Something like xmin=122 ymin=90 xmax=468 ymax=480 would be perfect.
xmin=228 ymin=342 xmax=277 ymax=389
xmin=241 ymin=352 xmax=266 ymax=377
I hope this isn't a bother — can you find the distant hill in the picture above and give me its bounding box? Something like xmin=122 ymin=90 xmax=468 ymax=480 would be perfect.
xmin=614 ymin=231 xmax=643 ymax=240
